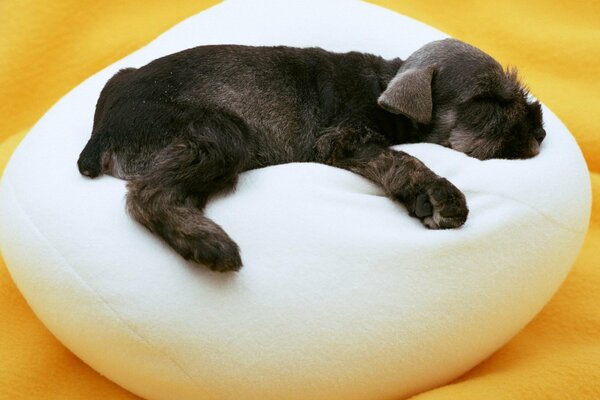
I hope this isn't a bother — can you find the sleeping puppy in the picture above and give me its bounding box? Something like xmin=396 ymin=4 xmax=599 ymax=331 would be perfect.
xmin=77 ymin=39 xmax=546 ymax=272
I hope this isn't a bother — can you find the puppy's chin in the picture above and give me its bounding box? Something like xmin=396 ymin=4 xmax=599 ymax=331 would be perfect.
xmin=506 ymin=138 xmax=540 ymax=160
xmin=528 ymin=140 xmax=541 ymax=157
xmin=447 ymin=130 xmax=542 ymax=160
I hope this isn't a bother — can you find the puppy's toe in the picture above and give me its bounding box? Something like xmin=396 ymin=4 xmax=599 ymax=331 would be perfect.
xmin=173 ymin=231 xmax=243 ymax=272
xmin=420 ymin=178 xmax=468 ymax=229
xmin=190 ymin=236 xmax=243 ymax=272
xmin=414 ymin=193 xmax=434 ymax=218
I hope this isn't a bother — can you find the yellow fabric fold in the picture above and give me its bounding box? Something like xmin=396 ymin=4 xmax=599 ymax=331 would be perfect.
xmin=0 ymin=1 xmax=598 ymax=398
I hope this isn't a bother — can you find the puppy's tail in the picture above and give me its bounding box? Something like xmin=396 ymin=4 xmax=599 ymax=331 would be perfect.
xmin=78 ymin=68 xmax=138 ymax=178
xmin=77 ymin=135 xmax=108 ymax=178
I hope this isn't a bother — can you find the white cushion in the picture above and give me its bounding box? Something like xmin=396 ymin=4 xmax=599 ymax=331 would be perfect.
xmin=0 ymin=1 xmax=591 ymax=399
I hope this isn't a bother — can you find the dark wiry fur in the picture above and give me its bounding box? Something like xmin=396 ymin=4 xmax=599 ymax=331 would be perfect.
xmin=78 ymin=39 xmax=545 ymax=272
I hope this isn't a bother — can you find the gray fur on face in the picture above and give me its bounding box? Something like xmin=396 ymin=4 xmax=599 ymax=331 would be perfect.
xmin=78 ymin=39 xmax=545 ymax=271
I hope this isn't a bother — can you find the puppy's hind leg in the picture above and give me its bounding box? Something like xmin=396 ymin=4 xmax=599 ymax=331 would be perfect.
xmin=126 ymin=115 xmax=250 ymax=272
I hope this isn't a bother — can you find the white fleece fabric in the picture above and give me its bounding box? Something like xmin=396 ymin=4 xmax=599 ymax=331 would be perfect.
xmin=0 ymin=1 xmax=591 ymax=400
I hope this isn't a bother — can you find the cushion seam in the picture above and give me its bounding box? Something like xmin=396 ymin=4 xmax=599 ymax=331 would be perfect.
xmin=1 ymin=176 xmax=204 ymax=394
xmin=462 ymin=189 xmax=589 ymax=235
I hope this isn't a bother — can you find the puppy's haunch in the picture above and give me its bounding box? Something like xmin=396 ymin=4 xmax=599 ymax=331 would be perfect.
xmin=78 ymin=39 xmax=545 ymax=272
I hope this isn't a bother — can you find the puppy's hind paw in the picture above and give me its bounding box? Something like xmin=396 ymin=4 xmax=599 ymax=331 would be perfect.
xmin=414 ymin=178 xmax=468 ymax=229
xmin=170 ymin=229 xmax=243 ymax=273
xmin=192 ymin=236 xmax=242 ymax=272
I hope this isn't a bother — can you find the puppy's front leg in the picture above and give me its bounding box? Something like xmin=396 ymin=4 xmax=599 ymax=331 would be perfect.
xmin=315 ymin=127 xmax=468 ymax=229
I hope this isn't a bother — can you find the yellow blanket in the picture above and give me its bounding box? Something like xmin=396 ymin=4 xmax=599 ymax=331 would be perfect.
xmin=0 ymin=1 xmax=598 ymax=398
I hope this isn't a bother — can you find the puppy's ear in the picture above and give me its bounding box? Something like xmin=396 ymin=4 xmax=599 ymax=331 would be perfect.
xmin=378 ymin=65 xmax=436 ymax=124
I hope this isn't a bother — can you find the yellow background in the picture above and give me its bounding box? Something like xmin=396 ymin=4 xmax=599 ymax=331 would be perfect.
xmin=0 ymin=1 xmax=599 ymax=398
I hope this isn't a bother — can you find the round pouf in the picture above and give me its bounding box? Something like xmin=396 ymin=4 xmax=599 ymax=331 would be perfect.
xmin=0 ymin=1 xmax=591 ymax=399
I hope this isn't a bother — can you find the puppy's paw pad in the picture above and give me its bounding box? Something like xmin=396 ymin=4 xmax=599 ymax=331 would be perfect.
xmin=414 ymin=193 xmax=434 ymax=218
xmin=419 ymin=179 xmax=468 ymax=229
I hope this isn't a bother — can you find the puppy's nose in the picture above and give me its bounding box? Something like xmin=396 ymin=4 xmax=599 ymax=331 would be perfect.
xmin=534 ymin=128 xmax=546 ymax=144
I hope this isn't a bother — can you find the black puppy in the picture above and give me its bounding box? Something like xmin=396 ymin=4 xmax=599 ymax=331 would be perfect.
xmin=78 ymin=39 xmax=545 ymax=272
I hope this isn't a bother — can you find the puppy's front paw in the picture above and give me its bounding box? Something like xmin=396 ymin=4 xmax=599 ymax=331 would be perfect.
xmin=411 ymin=178 xmax=468 ymax=229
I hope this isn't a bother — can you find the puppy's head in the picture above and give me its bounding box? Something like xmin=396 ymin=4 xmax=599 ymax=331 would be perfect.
xmin=379 ymin=39 xmax=545 ymax=160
